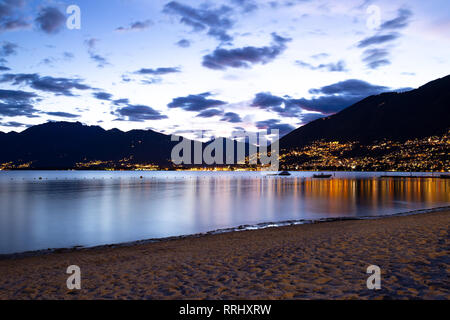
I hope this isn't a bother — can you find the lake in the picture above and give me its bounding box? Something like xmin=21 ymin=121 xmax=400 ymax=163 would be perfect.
xmin=0 ymin=171 xmax=449 ymax=254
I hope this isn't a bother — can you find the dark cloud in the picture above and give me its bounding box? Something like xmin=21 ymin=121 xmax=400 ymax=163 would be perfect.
xmin=113 ymin=98 xmax=129 ymax=106
xmin=286 ymin=80 xmax=390 ymax=114
xmin=0 ymin=88 xmax=37 ymax=102
xmin=250 ymin=79 xmax=391 ymax=116
xmin=92 ymin=92 xmax=112 ymax=101
xmin=176 ymin=39 xmax=191 ymax=48
xmin=135 ymin=67 xmax=180 ymax=75
xmin=114 ymin=104 xmax=168 ymax=122
xmin=0 ymin=0 xmax=29 ymax=32
xmin=0 ymin=73 xmax=92 ymax=96
xmin=0 ymin=102 xmax=38 ymax=118
xmin=89 ymin=53 xmax=109 ymax=68
xmin=196 ymin=108 xmax=223 ymax=118
xmin=0 ymin=121 xmax=31 ymax=128
xmin=35 ymin=7 xmax=65 ymax=34
xmin=202 ymin=33 xmax=291 ymax=70
xmin=0 ymin=65 xmax=10 ymax=71
xmin=221 ymin=112 xmax=242 ymax=123
xmin=308 ymin=79 xmax=388 ymax=96
xmin=168 ymin=92 xmax=227 ymax=112
xmin=163 ymin=1 xmax=234 ymax=42
xmin=255 ymin=119 xmax=294 ymax=137
xmin=140 ymin=78 xmax=162 ymax=85
xmin=0 ymin=41 xmax=17 ymax=56
xmin=356 ymin=9 xmax=413 ymax=69
xmin=45 ymin=111 xmax=80 ymax=118
xmin=116 ymin=20 xmax=153 ymax=32
xmin=380 ymin=8 xmax=412 ymax=31
xmin=251 ymin=92 xmax=284 ymax=108
xmin=84 ymin=38 xmax=98 ymax=50
xmin=362 ymin=48 xmax=390 ymax=69
xmin=357 ymin=32 xmax=400 ymax=48
xmin=295 ymin=59 xmax=347 ymax=72
xmin=84 ymin=38 xmax=110 ymax=68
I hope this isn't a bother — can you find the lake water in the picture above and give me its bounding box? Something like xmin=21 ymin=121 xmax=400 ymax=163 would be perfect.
xmin=0 ymin=171 xmax=449 ymax=254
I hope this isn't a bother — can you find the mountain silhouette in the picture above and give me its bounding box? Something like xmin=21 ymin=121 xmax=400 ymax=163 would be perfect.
xmin=0 ymin=122 xmax=180 ymax=169
xmin=280 ymin=75 xmax=450 ymax=149
xmin=0 ymin=122 xmax=256 ymax=169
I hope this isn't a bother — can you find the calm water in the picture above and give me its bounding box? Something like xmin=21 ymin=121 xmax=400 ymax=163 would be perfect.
xmin=0 ymin=171 xmax=449 ymax=254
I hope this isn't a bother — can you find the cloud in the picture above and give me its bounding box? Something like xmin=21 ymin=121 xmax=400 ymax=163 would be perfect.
xmin=63 ymin=52 xmax=74 ymax=60
xmin=113 ymin=98 xmax=129 ymax=106
xmin=0 ymin=65 xmax=10 ymax=71
xmin=84 ymin=38 xmax=110 ymax=68
xmin=250 ymin=79 xmax=391 ymax=116
xmin=0 ymin=121 xmax=31 ymax=128
xmin=0 ymin=73 xmax=92 ymax=96
xmin=135 ymin=67 xmax=180 ymax=75
xmin=116 ymin=20 xmax=153 ymax=32
xmin=0 ymin=41 xmax=17 ymax=56
xmin=311 ymin=53 xmax=329 ymax=59
xmin=196 ymin=109 xmax=223 ymax=118
xmin=0 ymin=88 xmax=39 ymax=118
xmin=35 ymin=7 xmax=66 ymax=34
xmin=168 ymin=92 xmax=227 ymax=112
xmin=231 ymin=0 xmax=258 ymax=13
xmin=0 ymin=0 xmax=29 ymax=32
xmin=202 ymin=33 xmax=291 ymax=70
xmin=92 ymin=92 xmax=112 ymax=101
xmin=308 ymin=79 xmax=388 ymax=96
xmin=286 ymin=79 xmax=390 ymax=114
xmin=84 ymin=38 xmax=98 ymax=50
xmin=380 ymin=8 xmax=412 ymax=31
xmin=295 ymin=59 xmax=347 ymax=72
xmin=0 ymin=102 xmax=38 ymax=117
xmin=357 ymin=32 xmax=400 ymax=48
xmin=44 ymin=111 xmax=80 ymax=118
xmin=0 ymin=88 xmax=37 ymax=101
xmin=362 ymin=48 xmax=390 ymax=69
xmin=356 ymin=8 xmax=413 ymax=69
xmin=176 ymin=39 xmax=191 ymax=48
xmin=251 ymin=92 xmax=284 ymax=108
xmin=221 ymin=112 xmax=242 ymax=123
xmin=163 ymin=1 xmax=234 ymax=42
xmin=255 ymin=119 xmax=294 ymax=136
xmin=114 ymin=104 xmax=168 ymax=122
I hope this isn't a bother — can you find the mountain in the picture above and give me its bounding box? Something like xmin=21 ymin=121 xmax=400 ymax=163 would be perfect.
xmin=0 ymin=121 xmax=183 ymax=169
xmin=0 ymin=121 xmax=256 ymax=169
xmin=280 ymin=75 xmax=450 ymax=149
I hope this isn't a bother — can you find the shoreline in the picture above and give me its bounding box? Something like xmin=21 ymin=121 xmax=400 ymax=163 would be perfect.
xmin=1 ymin=205 xmax=449 ymax=260
xmin=0 ymin=209 xmax=448 ymax=299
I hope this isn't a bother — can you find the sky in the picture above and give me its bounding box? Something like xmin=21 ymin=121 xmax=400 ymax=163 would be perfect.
xmin=0 ymin=0 xmax=449 ymax=140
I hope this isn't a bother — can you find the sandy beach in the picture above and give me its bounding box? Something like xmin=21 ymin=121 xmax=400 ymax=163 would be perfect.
xmin=0 ymin=211 xmax=448 ymax=300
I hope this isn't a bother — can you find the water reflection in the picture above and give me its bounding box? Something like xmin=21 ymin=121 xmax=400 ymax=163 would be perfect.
xmin=0 ymin=171 xmax=448 ymax=254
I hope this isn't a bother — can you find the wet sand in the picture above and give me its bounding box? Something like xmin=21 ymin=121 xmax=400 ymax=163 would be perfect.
xmin=0 ymin=211 xmax=448 ymax=300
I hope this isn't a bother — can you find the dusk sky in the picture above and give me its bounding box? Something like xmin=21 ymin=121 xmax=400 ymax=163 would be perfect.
xmin=0 ymin=0 xmax=449 ymax=139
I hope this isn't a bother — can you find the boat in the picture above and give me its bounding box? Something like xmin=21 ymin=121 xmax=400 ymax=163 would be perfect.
xmin=278 ymin=171 xmax=291 ymax=176
xmin=313 ymin=173 xmax=332 ymax=179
